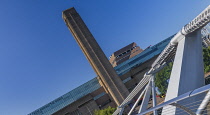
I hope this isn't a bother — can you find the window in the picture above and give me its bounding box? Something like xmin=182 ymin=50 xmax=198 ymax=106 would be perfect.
xmin=123 ymin=77 xmax=132 ymax=83
xmin=122 ymin=52 xmax=126 ymax=55
xmin=93 ymin=92 xmax=106 ymax=100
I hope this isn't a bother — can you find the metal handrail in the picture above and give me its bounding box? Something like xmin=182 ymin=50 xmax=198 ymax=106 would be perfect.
xmin=138 ymin=84 xmax=210 ymax=115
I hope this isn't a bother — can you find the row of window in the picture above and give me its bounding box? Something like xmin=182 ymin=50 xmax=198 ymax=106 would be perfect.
xmin=114 ymin=35 xmax=173 ymax=76
xmin=115 ymin=46 xmax=138 ymax=59
xmin=111 ymin=49 xmax=140 ymax=66
xmin=115 ymin=48 xmax=151 ymax=75
xmin=117 ymin=49 xmax=140 ymax=63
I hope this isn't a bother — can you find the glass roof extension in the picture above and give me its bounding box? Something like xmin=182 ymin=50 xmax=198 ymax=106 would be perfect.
xmin=28 ymin=77 xmax=101 ymax=115
xmin=114 ymin=34 xmax=174 ymax=76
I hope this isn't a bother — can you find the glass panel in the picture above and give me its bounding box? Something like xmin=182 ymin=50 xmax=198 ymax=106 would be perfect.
xmin=29 ymin=78 xmax=101 ymax=115
xmin=123 ymin=77 xmax=132 ymax=83
xmin=114 ymin=34 xmax=175 ymax=76
xmin=93 ymin=92 xmax=106 ymax=100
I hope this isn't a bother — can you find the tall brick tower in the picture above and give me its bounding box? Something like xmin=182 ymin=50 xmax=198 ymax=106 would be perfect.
xmin=62 ymin=7 xmax=129 ymax=105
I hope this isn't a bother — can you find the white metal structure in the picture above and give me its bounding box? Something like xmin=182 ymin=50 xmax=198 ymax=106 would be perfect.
xmin=113 ymin=5 xmax=210 ymax=115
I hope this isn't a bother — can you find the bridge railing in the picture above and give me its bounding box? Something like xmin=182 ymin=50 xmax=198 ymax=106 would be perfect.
xmin=113 ymin=5 xmax=210 ymax=115
xmin=137 ymin=84 xmax=210 ymax=115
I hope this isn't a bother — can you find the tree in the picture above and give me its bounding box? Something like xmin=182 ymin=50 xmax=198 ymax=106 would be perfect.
xmin=155 ymin=62 xmax=173 ymax=94
xmin=203 ymin=46 xmax=210 ymax=73
xmin=154 ymin=46 xmax=210 ymax=94
xmin=94 ymin=106 xmax=116 ymax=115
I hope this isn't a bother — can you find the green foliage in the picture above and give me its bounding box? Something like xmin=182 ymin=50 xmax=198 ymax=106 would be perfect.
xmin=203 ymin=46 xmax=210 ymax=73
xmin=155 ymin=62 xmax=173 ymax=94
xmin=94 ymin=106 xmax=116 ymax=115
xmin=154 ymin=46 xmax=210 ymax=94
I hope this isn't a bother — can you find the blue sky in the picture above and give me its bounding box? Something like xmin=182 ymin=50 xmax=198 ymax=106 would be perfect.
xmin=0 ymin=1 xmax=209 ymax=115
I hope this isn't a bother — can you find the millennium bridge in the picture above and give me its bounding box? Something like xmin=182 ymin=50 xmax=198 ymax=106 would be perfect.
xmin=113 ymin=5 xmax=210 ymax=115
